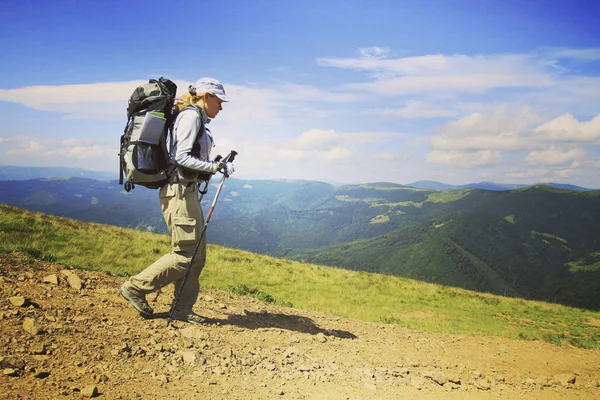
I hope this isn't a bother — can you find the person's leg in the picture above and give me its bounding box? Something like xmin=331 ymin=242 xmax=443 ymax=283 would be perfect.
xmin=169 ymin=182 xmax=206 ymax=320
xmin=122 ymin=183 xmax=204 ymax=316
xmin=172 ymin=204 xmax=205 ymax=314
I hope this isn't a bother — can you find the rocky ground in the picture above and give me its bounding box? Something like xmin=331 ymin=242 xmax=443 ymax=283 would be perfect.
xmin=1 ymin=251 xmax=599 ymax=399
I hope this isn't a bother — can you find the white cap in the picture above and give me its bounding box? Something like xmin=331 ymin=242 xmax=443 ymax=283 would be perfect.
xmin=190 ymin=77 xmax=230 ymax=102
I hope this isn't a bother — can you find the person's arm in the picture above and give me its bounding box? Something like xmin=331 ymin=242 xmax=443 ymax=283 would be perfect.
xmin=173 ymin=110 xmax=219 ymax=173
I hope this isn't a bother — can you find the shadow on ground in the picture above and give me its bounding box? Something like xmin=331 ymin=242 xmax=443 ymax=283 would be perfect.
xmin=151 ymin=311 xmax=357 ymax=339
xmin=216 ymin=311 xmax=358 ymax=339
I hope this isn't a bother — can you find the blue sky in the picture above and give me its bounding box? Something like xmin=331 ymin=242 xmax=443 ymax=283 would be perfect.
xmin=1 ymin=0 xmax=600 ymax=187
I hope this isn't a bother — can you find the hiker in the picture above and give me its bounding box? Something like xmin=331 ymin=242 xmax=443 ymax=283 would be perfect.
xmin=120 ymin=77 xmax=234 ymax=324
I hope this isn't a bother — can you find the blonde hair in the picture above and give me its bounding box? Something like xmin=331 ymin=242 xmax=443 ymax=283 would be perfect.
xmin=175 ymin=91 xmax=209 ymax=111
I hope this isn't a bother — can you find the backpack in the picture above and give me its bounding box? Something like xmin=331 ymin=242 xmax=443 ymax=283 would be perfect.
xmin=119 ymin=77 xmax=178 ymax=192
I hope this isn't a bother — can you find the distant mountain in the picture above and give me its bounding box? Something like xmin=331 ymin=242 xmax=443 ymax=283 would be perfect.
xmin=0 ymin=165 xmax=114 ymax=181
xmin=405 ymin=180 xmax=457 ymax=190
xmin=407 ymin=180 xmax=593 ymax=191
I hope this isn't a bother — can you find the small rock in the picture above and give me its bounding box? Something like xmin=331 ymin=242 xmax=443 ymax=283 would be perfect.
xmin=3 ymin=368 xmax=17 ymax=376
xmin=23 ymin=317 xmax=40 ymax=335
xmin=67 ymin=274 xmax=83 ymax=291
xmin=43 ymin=275 xmax=59 ymax=285
xmin=182 ymin=351 xmax=197 ymax=365
xmin=31 ymin=343 xmax=46 ymax=355
xmin=60 ymin=270 xmax=73 ymax=278
xmin=81 ymin=385 xmax=98 ymax=398
xmin=316 ymin=333 xmax=327 ymax=343
xmin=431 ymin=371 xmax=447 ymax=385
xmin=0 ymin=356 xmax=26 ymax=370
xmin=9 ymin=296 xmax=26 ymax=307
xmin=553 ymin=373 xmax=576 ymax=386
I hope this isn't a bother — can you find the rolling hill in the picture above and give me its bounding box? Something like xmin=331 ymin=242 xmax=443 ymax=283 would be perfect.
xmin=1 ymin=170 xmax=599 ymax=310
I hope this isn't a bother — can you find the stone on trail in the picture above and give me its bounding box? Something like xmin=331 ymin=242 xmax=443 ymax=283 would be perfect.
xmin=182 ymin=351 xmax=198 ymax=365
xmin=67 ymin=273 xmax=83 ymax=291
xmin=23 ymin=317 xmax=40 ymax=335
xmin=316 ymin=333 xmax=327 ymax=343
xmin=60 ymin=269 xmax=73 ymax=278
xmin=431 ymin=370 xmax=447 ymax=385
xmin=30 ymin=343 xmax=46 ymax=355
xmin=81 ymin=385 xmax=99 ymax=398
xmin=9 ymin=296 xmax=26 ymax=307
xmin=0 ymin=356 xmax=26 ymax=370
xmin=43 ymin=274 xmax=59 ymax=285
xmin=553 ymin=373 xmax=576 ymax=386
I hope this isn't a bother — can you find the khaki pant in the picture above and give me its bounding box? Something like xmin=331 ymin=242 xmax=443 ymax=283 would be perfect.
xmin=124 ymin=182 xmax=206 ymax=313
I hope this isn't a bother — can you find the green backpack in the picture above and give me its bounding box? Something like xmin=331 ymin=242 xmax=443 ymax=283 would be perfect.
xmin=119 ymin=78 xmax=178 ymax=192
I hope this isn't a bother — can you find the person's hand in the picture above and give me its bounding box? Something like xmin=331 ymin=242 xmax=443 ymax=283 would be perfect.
xmin=223 ymin=162 xmax=235 ymax=176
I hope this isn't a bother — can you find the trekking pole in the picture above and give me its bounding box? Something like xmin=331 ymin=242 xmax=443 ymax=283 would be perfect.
xmin=167 ymin=150 xmax=238 ymax=325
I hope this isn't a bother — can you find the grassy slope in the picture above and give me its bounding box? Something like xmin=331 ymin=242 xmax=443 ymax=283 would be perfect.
xmin=1 ymin=204 xmax=599 ymax=349
xmin=290 ymin=187 xmax=600 ymax=309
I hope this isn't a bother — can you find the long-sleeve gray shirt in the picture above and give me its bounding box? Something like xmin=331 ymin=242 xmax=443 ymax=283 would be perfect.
xmin=170 ymin=107 xmax=218 ymax=176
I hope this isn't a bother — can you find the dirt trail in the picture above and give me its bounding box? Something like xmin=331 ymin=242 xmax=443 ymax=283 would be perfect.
xmin=1 ymin=252 xmax=599 ymax=399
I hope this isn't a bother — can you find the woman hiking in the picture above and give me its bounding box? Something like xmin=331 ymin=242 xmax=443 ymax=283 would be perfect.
xmin=120 ymin=77 xmax=234 ymax=325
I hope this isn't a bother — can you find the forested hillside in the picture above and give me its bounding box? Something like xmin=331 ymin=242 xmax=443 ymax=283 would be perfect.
xmin=290 ymin=186 xmax=600 ymax=309
xmin=1 ymin=177 xmax=599 ymax=309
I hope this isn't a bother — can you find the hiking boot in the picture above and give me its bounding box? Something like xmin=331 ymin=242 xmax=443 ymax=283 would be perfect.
xmin=120 ymin=284 xmax=153 ymax=319
xmin=171 ymin=311 xmax=206 ymax=325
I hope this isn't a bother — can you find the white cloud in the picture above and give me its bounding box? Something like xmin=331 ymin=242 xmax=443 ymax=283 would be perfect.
xmin=6 ymin=140 xmax=45 ymax=155
xmin=2 ymin=135 xmax=113 ymax=163
xmin=357 ymin=47 xmax=391 ymax=59
xmin=426 ymin=150 xmax=502 ymax=167
xmin=379 ymin=101 xmax=457 ymax=119
xmin=549 ymin=47 xmax=600 ymax=61
xmin=0 ymin=79 xmax=357 ymax=123
xmin=0 ymin=81 xmax=147 ymax=119
xmin=533 ymin=113 xmax=600 ymax=143
xmin=294 ymin=129 xmax=340 ymax=150
xmin=319 ymin=52 xmax=554 ymax=95
xmin=321 ymin=147 xmax=354 ymax=161
xmin=431 ymin=106 xmax=541 ymax=151
xmin=524 ymin=146 xmax=587 ymax=166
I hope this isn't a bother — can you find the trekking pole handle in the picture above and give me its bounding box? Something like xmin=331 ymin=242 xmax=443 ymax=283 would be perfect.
xmin=224 ymin=150 xmax=237 ymax=163
xmin=220 ymin=151 xmax=238 ymax=178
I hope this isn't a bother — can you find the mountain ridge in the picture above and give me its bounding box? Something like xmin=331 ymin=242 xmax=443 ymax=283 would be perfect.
xmin=1 ymin=167 xmax=599 ymax=310
xmin=0 ymin=165 xmax=594 ymax=191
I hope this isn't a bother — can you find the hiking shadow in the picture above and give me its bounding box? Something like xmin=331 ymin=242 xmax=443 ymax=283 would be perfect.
xmin=207 ymin=311 xmax=358 ymax=340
